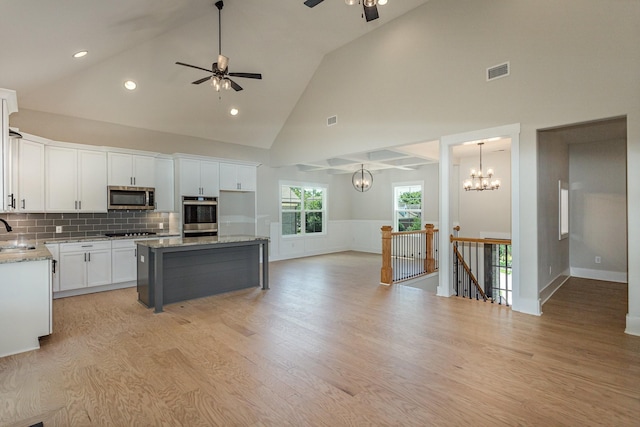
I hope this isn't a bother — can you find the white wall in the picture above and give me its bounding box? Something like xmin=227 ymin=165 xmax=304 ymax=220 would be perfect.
xmin=269 ymin=0 xmax=640 ymax=331
xmin=457 ymin=148 xmax=511 ymax=238
xmin=569 ymin=139 xmax=627 ymax=282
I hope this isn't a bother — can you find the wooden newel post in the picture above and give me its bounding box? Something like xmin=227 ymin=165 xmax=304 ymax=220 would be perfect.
xmin=425 ymin=223 xmax=435 ymax=273
xmin=381 ymin=226 xmax=393 ymax=285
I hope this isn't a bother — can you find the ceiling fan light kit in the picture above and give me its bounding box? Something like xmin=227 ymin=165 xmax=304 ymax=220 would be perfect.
xmin=175 ymin=1 xmax=262 ymax=94
xmin=307 ymin=0 xmax=388 ymax=22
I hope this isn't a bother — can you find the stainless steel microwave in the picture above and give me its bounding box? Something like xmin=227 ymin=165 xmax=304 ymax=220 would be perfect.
xmin=108 ymin=186 xmax=155 ymax=210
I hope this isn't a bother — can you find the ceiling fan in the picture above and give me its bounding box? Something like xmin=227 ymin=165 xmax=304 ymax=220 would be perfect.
xmin=176 ymin=1 xmax=262 ymax=92
xmin=304 ymin=0 xmax=387 ymax=22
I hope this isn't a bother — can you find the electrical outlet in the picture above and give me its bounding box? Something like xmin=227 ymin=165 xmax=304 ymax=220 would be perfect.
xmin=595 ymin=256 xmax=601 ymax=264
xmin=56 ymin=226 xmax=62 ymax=233
xmin=158 ymin=223 xmax=164 ymax=229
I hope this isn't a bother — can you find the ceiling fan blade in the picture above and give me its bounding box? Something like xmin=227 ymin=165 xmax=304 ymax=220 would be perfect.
xmin=229 ymin=79 xmax=243 ymax=91
xmin=363 ymin=4 xmax=379 ymax=22
xmin=176 ymin=61 xmax=212 ymax=73
xmin=192 ymin=76 xmax=212 ymax=85
xmin=217 ymin=54 xmax=229 ymax=72
xmin=304 ymin=0 xmax=324 ymax=7
xmin=228 ymin=72 xmax=262 ymax=80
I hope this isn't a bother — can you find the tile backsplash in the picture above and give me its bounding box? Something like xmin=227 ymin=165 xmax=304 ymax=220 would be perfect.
xmin=0 ymin=211 xmax=170 ymax=242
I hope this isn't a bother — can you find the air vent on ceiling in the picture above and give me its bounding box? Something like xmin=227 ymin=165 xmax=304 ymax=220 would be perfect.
xmin=327 ymin=115 xmax=337 ymax=127
xmin=487 ymin=62 xmax=510 ymax=81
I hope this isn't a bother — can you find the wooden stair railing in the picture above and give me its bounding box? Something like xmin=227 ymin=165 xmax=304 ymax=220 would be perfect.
xmin=450 ymin=233 xmax=513 ymax=304
xmin=451 ymin=241 xmax=487 ymax=301
xmin=381 ymin=224 xmax=439 ymax=285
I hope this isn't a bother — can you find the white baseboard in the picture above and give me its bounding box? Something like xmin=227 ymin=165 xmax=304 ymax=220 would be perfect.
xmin=512 ymin=296 xmax=542 ymax=316
xmin=54 ymin=281 xmax=135 ymax=299
xmin=626 ymin=314 xmax=640 ymax=336
xmin=570 ymin=267 xmax=627 ymax=283
xmin=540 ymin=274 xmax=570 ymax=305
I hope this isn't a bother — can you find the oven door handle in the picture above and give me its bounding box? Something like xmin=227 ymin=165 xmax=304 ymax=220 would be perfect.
xmin=184 ymin=201 xmax=218 ymax=206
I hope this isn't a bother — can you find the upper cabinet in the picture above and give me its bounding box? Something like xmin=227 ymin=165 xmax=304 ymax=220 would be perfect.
xmin=45 ymin=146 xmax=107 ymax=212
xmin=175 ymin=158 xmax=219 ymax=198
xmin=9 ymin=138 xmax=45 ymax=212
xmin=107 ymin=152 xmax=155 ymax=187
xmin=154 ymin=157 xmax=174 ymax=212
xmin=219 ymin=162 xmax=256 ymax=192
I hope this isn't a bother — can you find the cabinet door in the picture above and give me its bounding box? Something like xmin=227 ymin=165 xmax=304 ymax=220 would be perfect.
xmin=17 ymin=139 xmax=45 ymax=211
xmin=78 ymin=150 xmax=107 ymax=212
xmin=133 ymin=155 xmax=155 ymax=187
xmin=111 ymin=246 xmax=136 ymax=283
xmin=237 ymin=165 xmax=256 ymax=192
xmin=200 ymin=161 xmax=219 ymax=197
xmin=86 ymin=249 xmax=112 ymax=287
xmin=155 ymin=158 xmax=174 ymax=212
xmin=59 ymin=252 xmax=86 ymax=291
xmin=178 ymin=158 xmax=201 ymax=197
xmin=219 ymin=162 xmax=237 ymax=191
xmin=45 ymin=146 xmax=78 ymax=212
xmin=107 ymin=152 xmax=134 ymax=186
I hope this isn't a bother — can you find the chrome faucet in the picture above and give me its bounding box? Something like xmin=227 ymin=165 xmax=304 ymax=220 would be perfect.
xmin=0 ymin=218 xmax=12 ymax=232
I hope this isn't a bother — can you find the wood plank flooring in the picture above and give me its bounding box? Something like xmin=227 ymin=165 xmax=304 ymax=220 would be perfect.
xmin=1 ymin=252 xmax=639 ymax=426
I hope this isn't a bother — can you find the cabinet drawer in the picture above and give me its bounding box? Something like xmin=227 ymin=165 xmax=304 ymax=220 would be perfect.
xmin=60 ymin=240 xmax=111 ymax=253
xmin=111 ymin=239 xmax=136 ymax=249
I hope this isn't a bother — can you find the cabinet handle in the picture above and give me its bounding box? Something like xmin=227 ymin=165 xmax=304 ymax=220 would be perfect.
xmin=84 ymin=253 xmax=87 ymax=262
xmin=75 ymin=201 xmax=78 ymax=209
xmin=52 ymin=259 xmax=57 ymax=274
xmin=21 ymin=199 xmax=25 ymax=209
xmin=134 ymin=177 xmax=136 ymax=185
xmin=130 ymin=177 xmax=133 ymax=185
xmin=81 ymin=245 xmax=93 ymax=248
xmin=88 ymin=252 xmax=91 ymax=262
xmin=78 ymin=200 xmax=82 ymax=210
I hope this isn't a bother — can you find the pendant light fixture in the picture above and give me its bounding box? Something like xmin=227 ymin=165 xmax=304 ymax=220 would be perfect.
xmin=463 ymin=142 xmax=500 ymax=191
xmin=352 ymin=164 xmax=373 ymax=192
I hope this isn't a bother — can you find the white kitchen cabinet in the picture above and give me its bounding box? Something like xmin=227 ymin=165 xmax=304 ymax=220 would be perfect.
xmin=154 ymin=157 xmax=174 ymax=212
xmin=45 ymin=243 xmax=60 ymax=292
xmin=59 ymin=241 xmax=111 ymax=291
xmin=219 ymin=162 xmax=256 ymax=192
xmin=0 ymin=259 xmax=51 ymax=357
xmin=108 ymin=152 xmax=155 ymax=187
xmin=111 ymin=239 xmax=137 ymax=283
xmin=176 ymin=158 xmax=219 ymax=198
xmin=1 ymin=91 xmax=18 ymax=213
xmin=45 ymin=146 xmax=107 ymax=212
xmin=6 ymin=138 xmax=45 ymax=212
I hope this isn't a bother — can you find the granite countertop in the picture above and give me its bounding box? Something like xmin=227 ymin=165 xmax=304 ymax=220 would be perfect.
xmin=0 ymin=244 xmax=52 ymax=265
xmin=0 ymin=233 xmax=181 ymax=264
xmin=137 ymin=235 xmax=269 ymax=249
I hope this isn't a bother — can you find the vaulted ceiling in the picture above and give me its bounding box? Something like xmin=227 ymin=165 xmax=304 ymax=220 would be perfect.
xmin=1 ymin=0 xmax=428 ymax=150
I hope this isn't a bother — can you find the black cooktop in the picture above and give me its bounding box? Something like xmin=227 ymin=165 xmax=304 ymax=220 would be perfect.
xmin=104 ymin=231 xmax=157 ymax=237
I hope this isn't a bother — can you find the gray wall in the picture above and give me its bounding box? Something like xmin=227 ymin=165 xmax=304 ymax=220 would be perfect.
xmin=537 ymin=131 xmax=570 ymax=293
xmin=570 ymin=139 xmax=627 ymax=275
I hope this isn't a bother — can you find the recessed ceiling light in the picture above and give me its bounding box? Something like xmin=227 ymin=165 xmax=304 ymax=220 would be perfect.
xmin=124 ymin=80 xmax=137 ymax=90
xmin=229 ymin=108 xmax=239 ymax=116
xmin=378 ymin=0 xmax=388 ymax=5
xmin=73 ymin=50 xmax=88 ymax=58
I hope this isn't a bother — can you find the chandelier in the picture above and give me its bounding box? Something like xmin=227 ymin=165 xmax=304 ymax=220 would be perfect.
xmin=463 ymin=142 xmax=500 ymax=191
xmin=352 ymin=164 xmax=373 ymax=192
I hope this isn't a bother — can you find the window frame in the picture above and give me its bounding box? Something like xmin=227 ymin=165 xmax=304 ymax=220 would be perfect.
xmin=280 ymin=181 xmax=328 ymax=237
xmin=393 ymin=181 xmax=424 ymax=232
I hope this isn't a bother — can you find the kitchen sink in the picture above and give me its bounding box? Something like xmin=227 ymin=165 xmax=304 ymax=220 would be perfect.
xmin=0 ymin=245 xmax=37 ymax=253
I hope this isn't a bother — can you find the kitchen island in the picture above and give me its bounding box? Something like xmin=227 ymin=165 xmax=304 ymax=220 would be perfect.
xmin=136 ymin=235 xmax=269 ymax=313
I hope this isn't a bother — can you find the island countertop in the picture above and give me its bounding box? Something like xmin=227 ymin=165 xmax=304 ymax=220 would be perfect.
xmin=136 ymin=235 xmax=269 ymax=249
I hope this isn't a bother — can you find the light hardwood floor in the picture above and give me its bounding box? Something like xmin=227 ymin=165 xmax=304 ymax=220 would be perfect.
xmin=1 ymin=252 xmax=639 ymax=426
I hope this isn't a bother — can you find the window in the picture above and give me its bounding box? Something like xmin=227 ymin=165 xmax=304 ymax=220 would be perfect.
xmin=394 ymin=183 xmax=423 ymax=231
xmin=559 ymin=180 xmax=569 ymax=240
xmin=281 ymin=184 xmax=326 ymax=236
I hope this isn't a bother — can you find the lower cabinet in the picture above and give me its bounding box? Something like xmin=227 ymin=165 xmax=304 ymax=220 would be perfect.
xmin=59 ymin=241 xmax=112 ymax=291
xmin=111 ymin=239 xmax=137 ymax=284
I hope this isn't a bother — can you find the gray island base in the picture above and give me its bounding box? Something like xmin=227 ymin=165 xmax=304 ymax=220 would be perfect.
xmin=136 ymin=235 xmax=269 ymax=313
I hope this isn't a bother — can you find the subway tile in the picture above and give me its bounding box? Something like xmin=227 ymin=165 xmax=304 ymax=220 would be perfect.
xmin=37 ymin=219 xmax=54 ymax=226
